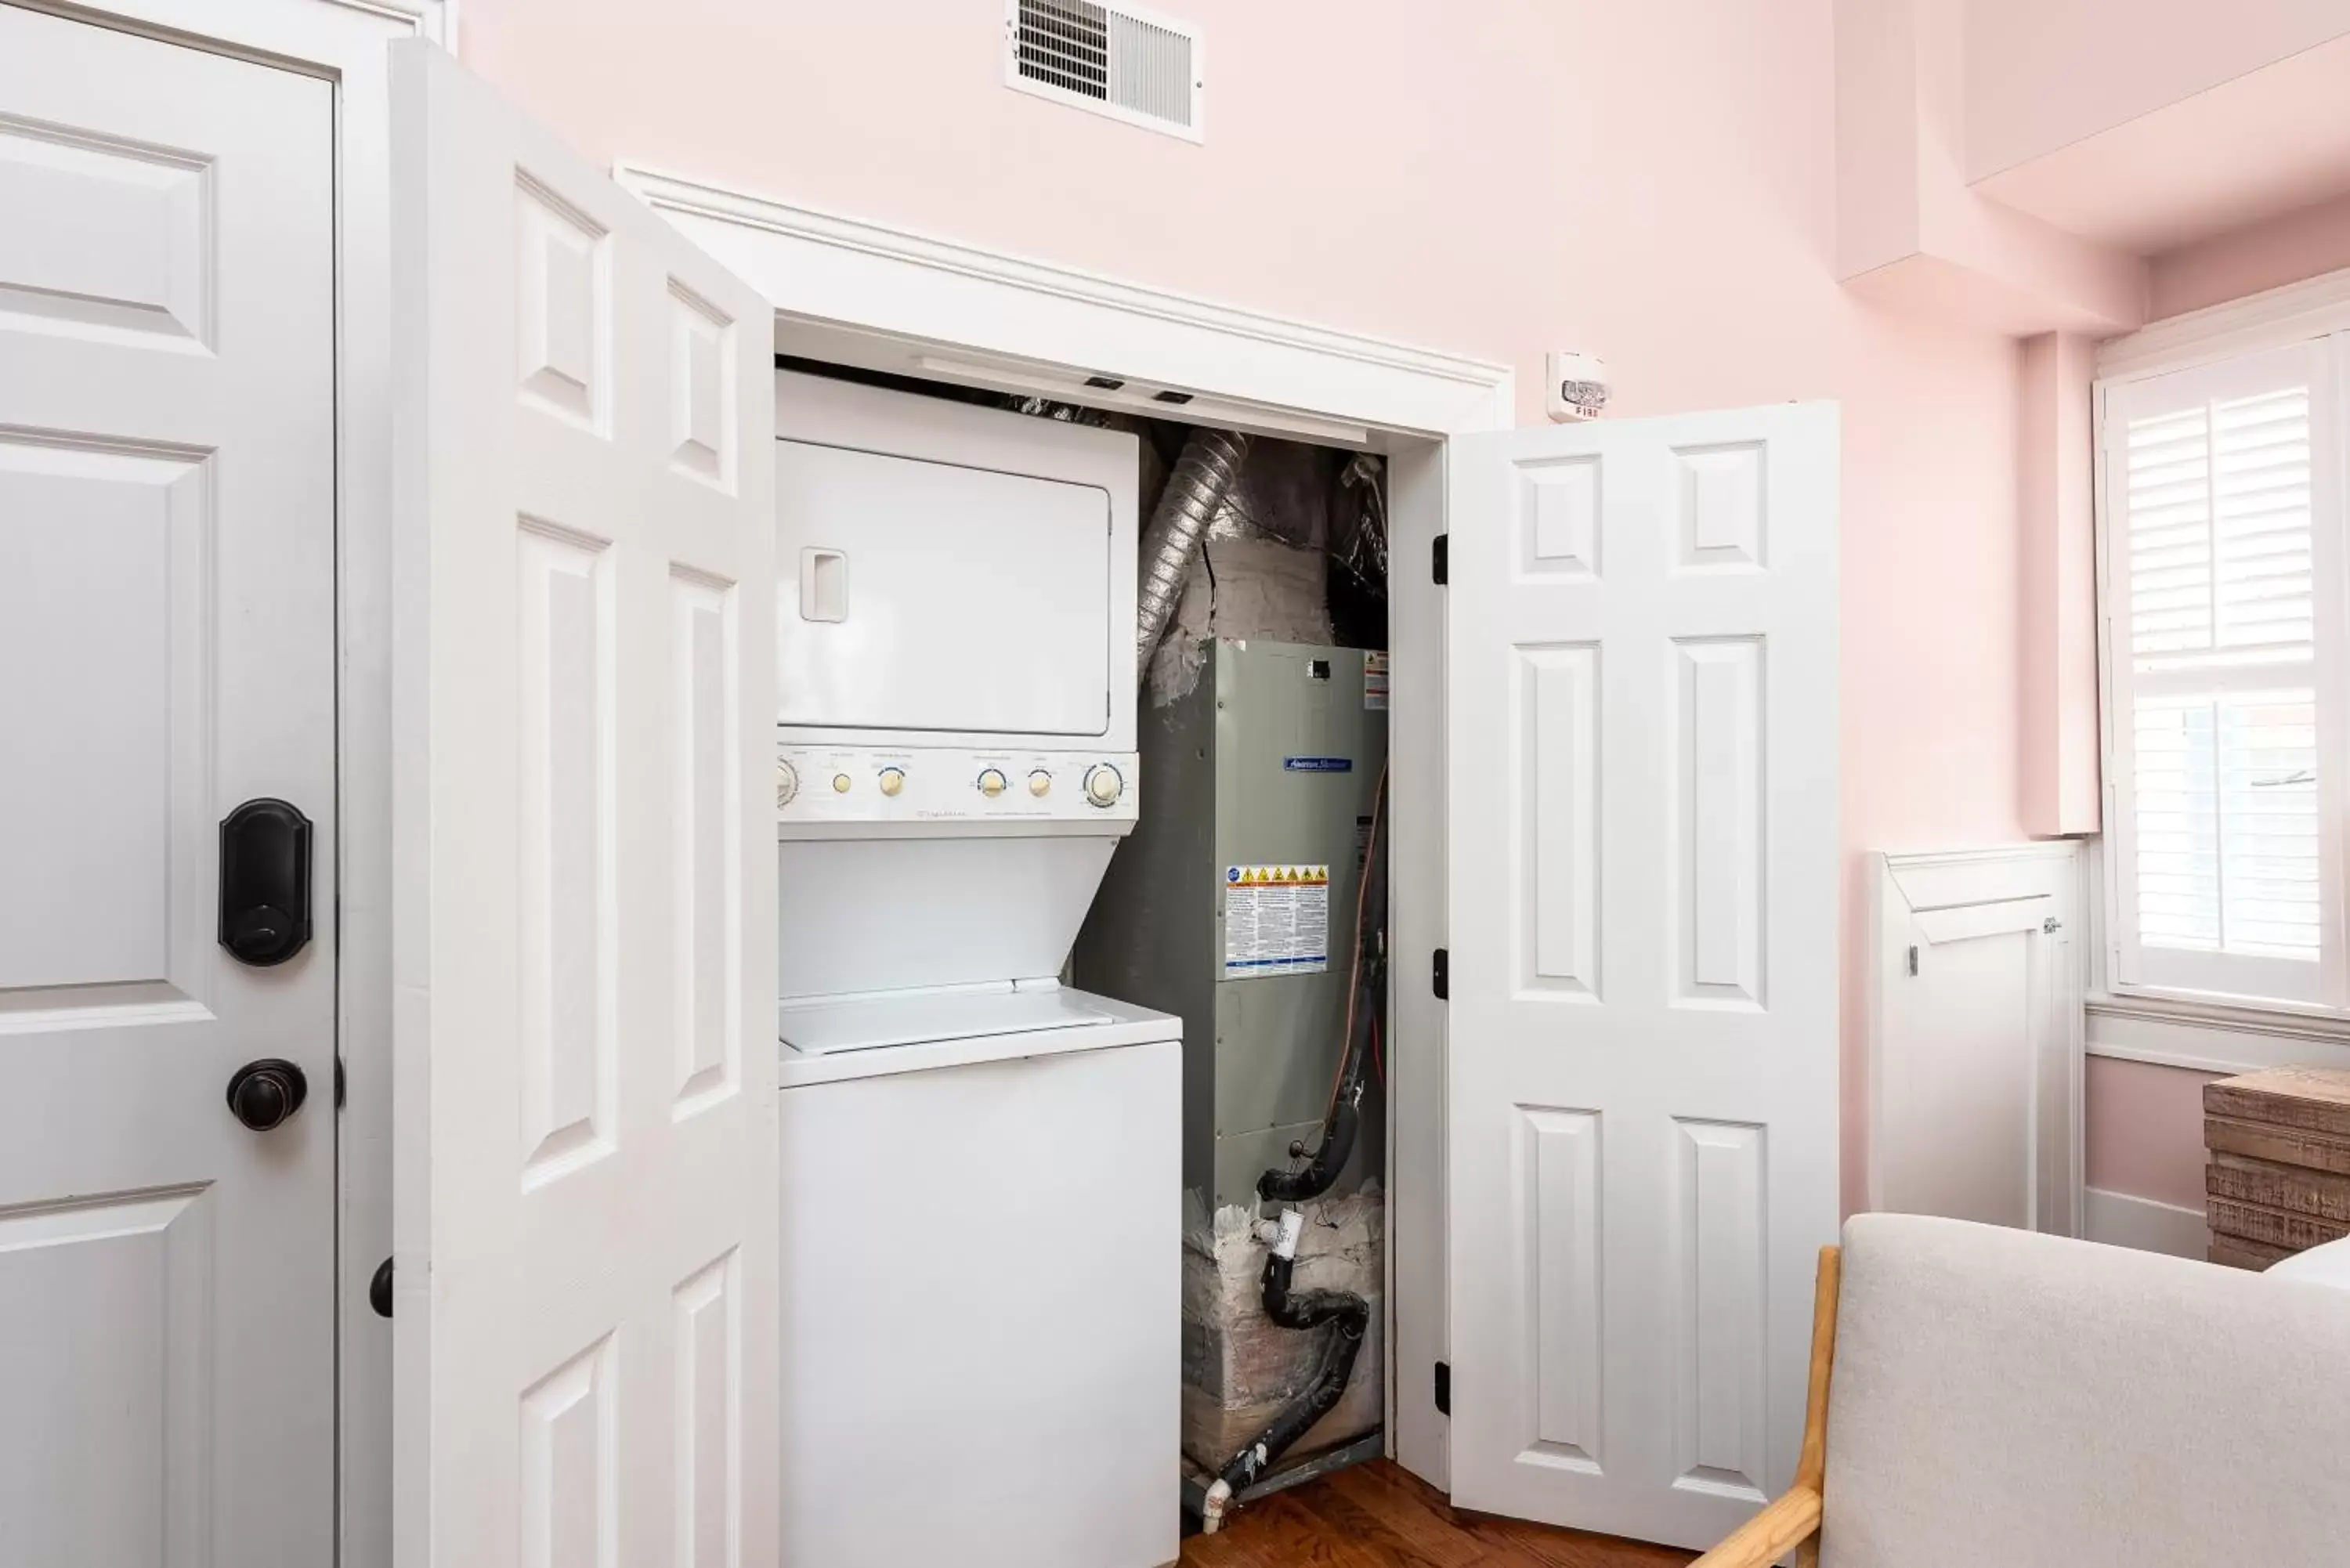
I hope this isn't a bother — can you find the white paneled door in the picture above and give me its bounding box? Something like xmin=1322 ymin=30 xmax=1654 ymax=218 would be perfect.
xmin=1444 ymin=406 xmax=1839 ymax=1549
xmin=0 ymin=8 xmax=336 ymax=1566
xmin=388 ymin=42 xmax=779 ymax=1568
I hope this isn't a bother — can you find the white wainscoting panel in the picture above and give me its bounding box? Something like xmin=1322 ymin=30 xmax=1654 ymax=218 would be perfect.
xmin=2084 ymin=1188 xmax=2209 ymax=1259
xmin=1869 ymin=844 xmax=2085 ymax=1235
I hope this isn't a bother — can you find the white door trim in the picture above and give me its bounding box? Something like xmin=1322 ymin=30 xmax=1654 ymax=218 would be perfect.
xmin=6 ymin=5 xmax=443 ymax=1568
xmin=609 ymin=160 xmax=1516 ymax=1494
xmin=610 ymin=164 xmax=1516 ymax=439
xmin=1866 ymin=842 xmax=2086 ymax=1232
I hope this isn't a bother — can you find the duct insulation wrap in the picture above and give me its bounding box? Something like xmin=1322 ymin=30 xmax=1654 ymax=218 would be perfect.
xmin=1135 ymin=428 xmax=1250 ymax=677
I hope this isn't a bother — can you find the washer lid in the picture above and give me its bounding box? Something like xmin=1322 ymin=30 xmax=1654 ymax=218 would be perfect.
xmin=777 ymin=985 xmax=1117 ymax=1057
xmin=776 ymin=984 xmax=1180 ymax=1089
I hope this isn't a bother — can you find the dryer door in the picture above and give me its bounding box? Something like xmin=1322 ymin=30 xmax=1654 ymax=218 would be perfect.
xmin=774 ymin=372 xmax=1139 ymax=746
xmin=777 ymin=441 xmax=1111 ymax=734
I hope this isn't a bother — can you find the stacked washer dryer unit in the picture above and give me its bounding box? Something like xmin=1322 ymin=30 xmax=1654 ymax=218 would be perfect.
xmin=770 ymin=370 xmax=1180 ymax=1568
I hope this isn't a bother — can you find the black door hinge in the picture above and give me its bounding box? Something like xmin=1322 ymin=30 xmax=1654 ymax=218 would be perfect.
xmin=1434 ymin=1361 xmax=1452 ymax=1415
xmin=1432 ymin=533 xmax=1449 ymax=585
xmin=1432 ymin=948 xmax=1449 ymax=999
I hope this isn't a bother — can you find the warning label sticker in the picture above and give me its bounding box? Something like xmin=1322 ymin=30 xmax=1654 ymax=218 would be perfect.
xmin=1364 ymin=651 xmax=1390 ymax=710
xmin=1223 ymin=864 xmax=1331 ymax=979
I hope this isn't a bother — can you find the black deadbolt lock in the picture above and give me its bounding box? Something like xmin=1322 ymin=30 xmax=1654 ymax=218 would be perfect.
xmin=218 ymin=798 xmax=312 ymax=966
xmin=226 ymin=1057 xmax=309 ymax=1132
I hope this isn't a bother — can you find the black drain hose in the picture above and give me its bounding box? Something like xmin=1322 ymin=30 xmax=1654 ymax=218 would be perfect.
xmin=1208 ymin=1232 xmax=1372 ymax=1503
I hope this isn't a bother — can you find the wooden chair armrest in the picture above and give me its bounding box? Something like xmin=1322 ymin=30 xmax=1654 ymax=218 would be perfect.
xmin=1688 ymin=1486 xmax=1822 ymax=1568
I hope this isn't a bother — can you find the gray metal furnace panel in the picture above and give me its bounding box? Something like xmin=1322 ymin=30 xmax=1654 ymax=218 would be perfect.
xmin=1075 ymin=638 xmax=1386 ymax=1214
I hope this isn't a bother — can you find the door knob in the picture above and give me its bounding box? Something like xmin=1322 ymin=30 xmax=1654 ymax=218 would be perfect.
xmin=370 ymin=1257 xmax=394 ymax=1319
xmin=226 ymin=1057 xmax=309 ymax=1131
xmin=219 ymin=798 xmax=313 ymax=966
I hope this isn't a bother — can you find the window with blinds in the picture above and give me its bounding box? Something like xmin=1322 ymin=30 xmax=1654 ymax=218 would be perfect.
xmin=2102 ymin=336 xmax=2344 ymax=1008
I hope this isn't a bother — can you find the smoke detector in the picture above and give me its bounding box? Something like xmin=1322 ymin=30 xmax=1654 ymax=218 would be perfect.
xmin=1006 ymin=0 xmax=1205 ymax=143
xmin=1546 ymin=351 xmax=1611 ymax=422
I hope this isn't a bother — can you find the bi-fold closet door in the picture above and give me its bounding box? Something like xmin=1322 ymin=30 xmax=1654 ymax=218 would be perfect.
xmin=1442 ymin=406 xmax=1842 ymax=1551
xmin=387 ymin=42 xmax=780 ymax=1568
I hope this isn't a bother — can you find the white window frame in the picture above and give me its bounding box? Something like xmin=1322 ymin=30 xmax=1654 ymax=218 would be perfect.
xmin=2095 ymin=267 xmax=2350 ymax=1021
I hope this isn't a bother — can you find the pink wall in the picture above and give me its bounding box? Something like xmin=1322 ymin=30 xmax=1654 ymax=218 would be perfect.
xmin=2016 ymin=333 xmax=2099 ymax=835
xmin=1964 ymin=0 xmax=2350 ymax=182
xmin=459 ymin=0 xmax=2029 ymax=1212
xmin=2149 ymin=190 xmax=2350 ymax=319
xmin=2085 ymin=1057 xmax=2218 ymax=1210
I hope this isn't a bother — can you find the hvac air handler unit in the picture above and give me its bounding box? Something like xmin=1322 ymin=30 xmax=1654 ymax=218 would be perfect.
xmin=1075 ymin=638 xmax=1390 ymax=1512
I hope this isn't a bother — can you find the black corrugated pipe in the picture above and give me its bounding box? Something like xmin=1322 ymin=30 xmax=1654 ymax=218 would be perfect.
xmin=1206 ymin=1216 xmax=1372 ymax=1504
xmin=1202 ymin=768 xmax=1387 ymax=1532
xmin=1256 ymin=1077 xmax=1365 ymax=1205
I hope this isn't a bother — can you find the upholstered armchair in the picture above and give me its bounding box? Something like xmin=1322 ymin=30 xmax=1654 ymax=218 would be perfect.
xmin=1694 ymin=1215 xmax=2350 ymax=1568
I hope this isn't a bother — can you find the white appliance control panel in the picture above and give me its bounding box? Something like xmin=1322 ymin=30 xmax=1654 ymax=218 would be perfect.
xmin=777 ymin=745 xmax=1138 ymax=829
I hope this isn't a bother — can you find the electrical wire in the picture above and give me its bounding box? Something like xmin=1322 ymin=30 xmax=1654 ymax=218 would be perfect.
xmin=1321 ymin=762 xmax=1388 ymax=1128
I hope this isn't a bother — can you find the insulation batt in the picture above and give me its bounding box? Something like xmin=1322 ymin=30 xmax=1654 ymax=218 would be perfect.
xmin=1145 ymin=535 xmax=1334 ymax=707
xmin=1179 ymin=1184 xmax=1384 ymax=1475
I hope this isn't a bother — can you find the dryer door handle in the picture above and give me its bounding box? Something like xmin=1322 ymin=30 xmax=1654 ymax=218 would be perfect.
xmin=801 ymin=547 xmax=848 ymax=623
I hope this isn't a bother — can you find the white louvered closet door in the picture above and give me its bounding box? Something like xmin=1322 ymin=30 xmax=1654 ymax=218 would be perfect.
xmin=2102 ymin=336 xmax=2348 ymax=1006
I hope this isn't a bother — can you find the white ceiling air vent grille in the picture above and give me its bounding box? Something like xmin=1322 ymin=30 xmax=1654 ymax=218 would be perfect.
xmin=1006 ymin=0 xmax=1204 ymax=142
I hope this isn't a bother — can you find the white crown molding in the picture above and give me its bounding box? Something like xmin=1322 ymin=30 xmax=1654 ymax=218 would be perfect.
xmin=323 ymin=0 xmax=452 ymax=45
xmin=2099 ymin=263 xmax=2350 ymax=381
xmin=613 ymin=162 xmax=1515 ymax=438
xmin=20 ymin=0 xmax=449 ymax=53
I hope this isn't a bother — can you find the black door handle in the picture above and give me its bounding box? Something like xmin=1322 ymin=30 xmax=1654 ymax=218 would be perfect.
xmin=371 ymin=1257 xmax=394 ymax=1319
xmin=226 ymin=1057 xmax=309 ymax=1131
xmin=219 ymin=798 xmax=312 ymax=966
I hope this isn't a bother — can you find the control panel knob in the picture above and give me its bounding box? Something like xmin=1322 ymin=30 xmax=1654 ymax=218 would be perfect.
xmin=1028 ymin=770 xmax=1052 ymax=797
xmin=878 ymin=767 xmax=906 ymax=798
xmin=832 ymin=773 xmax=852 ymax=794
xmin=1083 ymin=764 xmax=1124 ymax=807
xmin=775 ymin=761 xmax=799 ymax=807
xmin=976 ymin=768 xmax=1008 ymax=799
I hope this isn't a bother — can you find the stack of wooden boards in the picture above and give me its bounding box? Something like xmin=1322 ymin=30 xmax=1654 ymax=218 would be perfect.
xmin=2205 ymin=1065 xmax=2350 ymax=1269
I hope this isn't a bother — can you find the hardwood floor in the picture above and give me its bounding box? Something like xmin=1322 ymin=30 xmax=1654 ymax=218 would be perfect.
xmin=1181 ymin=1460 xmax=1698 ymax=1568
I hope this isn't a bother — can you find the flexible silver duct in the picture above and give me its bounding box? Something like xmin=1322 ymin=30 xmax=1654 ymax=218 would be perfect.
xmin=1202 ymin=439 xmax=1329 ymax=549
xmin=1134 ymin=428 xmax=1249 ymax=677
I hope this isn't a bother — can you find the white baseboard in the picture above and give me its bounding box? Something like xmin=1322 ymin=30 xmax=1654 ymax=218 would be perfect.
xmin=2084 ymin=1187 xmax=2208 ymax=1259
